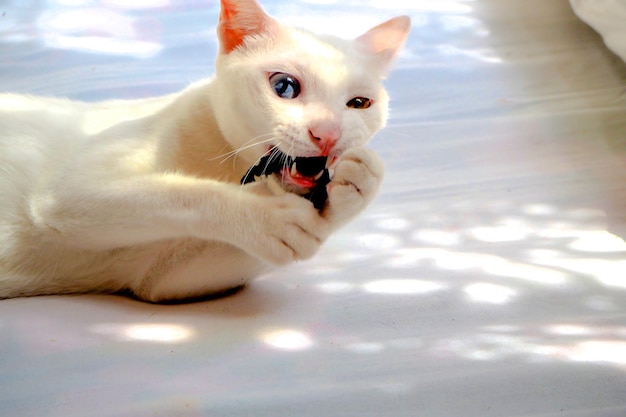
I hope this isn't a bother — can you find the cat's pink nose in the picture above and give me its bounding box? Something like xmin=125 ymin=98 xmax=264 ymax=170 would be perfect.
xmin=309 ymin=127 xmax=340 ymax=156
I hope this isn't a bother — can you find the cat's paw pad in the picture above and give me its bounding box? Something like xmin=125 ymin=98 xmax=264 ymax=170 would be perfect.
xmin=325 ymin=147 xmax=384 ymax=220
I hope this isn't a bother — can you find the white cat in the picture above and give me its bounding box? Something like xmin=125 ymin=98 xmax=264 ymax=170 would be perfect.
xmin=0 ymin=0 xmax=410 ymax=302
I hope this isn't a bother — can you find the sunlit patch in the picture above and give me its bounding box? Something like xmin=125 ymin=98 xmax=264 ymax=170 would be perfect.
xmin=522 ymin=204 xmax=557 ymax=216
xmin=315 ymin=281 xmax=355 ymax=294
xmin=569 ymin=341 xmax=626 ymax=365
xmin=545 ymin=324 xmax=592 ymax=336
xmin=413 ymin=229 xmax=460 ymax=246
xmin=466 ymin=349 xmax=498 ymax=361
xmin=470 ymin=219 xmax=532 ymax=242
xmin=434 ymin=251 xmax=501 ymax=271
xmin=375 ymin=217 xmax=411 ymax=231
xmin=484 ymin=261 xmax=568 ymax=285
xmin=364 ymin=279 xmax=445 ymax=295
xmin=388 ymin=248 xmax=503 ymax=270
xmin=92 ymin=323 xmax=194 ymax=343
xmin=262 ymin=329 xmax=314 ymax=351
xmin=464 ymin=283 xmax=517 ymax=304
xmin=345 ymin=342 xmax=385 ymax=354
xmin=124 ymin=324 xmax=192 ymax=343
xmin=569 ymin=231 xmax=626 ymax=253
xmin=358 ymin=233 xmax=401 ymax=250
xmin=527 ymin=249 xmax=563 ymax=260
xmin=536 ymin=258 xmax=626 ymax=290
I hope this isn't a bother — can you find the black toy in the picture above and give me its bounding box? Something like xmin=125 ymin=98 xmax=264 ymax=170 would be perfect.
xmin=241 ymin=149 xmax=330 ymax=211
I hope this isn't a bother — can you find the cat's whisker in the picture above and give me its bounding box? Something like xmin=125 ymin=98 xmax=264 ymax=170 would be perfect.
xmin=214 ymin=135 xmax=275 ymax=164
xmin=211 ymin=134 xmax=276 ymax=164
xmin=281 ymin=143 xmax=296 ymax=187
xmin=238 ymin=143 xmax=282 ymax=188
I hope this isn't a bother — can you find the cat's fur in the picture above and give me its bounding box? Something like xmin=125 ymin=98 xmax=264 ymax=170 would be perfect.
xmin=0 ymin=0 xmax=410 ymax=302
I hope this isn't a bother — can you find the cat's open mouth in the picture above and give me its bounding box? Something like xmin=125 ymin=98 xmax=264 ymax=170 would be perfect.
xmin=241 ymin=149 xmax=331 ymax=188
xmin=280 ymin=154 xmax=329 ymax=188
xmin=240 ymin=149 xmax=333 ymax=210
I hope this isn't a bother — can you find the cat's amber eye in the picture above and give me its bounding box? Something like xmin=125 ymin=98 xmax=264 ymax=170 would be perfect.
xmin=347 ymin=97 xmax=373 ymax=109
xmin=269 ymin=73 xmax=301 ymax=99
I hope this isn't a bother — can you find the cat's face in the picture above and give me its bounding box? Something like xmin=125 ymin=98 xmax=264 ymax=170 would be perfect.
xmin=213 ymin=0 xmax=410 ymax=172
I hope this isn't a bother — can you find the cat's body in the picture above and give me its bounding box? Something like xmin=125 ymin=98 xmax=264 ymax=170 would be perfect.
xmin=0 ymin=0 xmax=410 ymax=302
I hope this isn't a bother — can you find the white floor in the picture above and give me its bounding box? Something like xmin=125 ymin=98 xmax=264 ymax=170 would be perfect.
xmin=1 ymin=1 xmax=626 ymax=416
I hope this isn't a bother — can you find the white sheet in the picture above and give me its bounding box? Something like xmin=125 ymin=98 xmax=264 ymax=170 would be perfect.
xmin=1 ymin=1 xmax=626 ymax=416
xmin=570 ymin=0 xmax=626 ymax=62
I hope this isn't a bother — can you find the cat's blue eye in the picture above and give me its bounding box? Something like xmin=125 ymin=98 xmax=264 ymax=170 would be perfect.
xmin=347 ymin=97 xmax=373 ymax=109
xmin=269 ymin=73 xmax=301 ymax=99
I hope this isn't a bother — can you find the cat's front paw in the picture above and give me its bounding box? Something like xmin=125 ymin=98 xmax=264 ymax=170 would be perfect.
xmin=324 ymin=147 xmax=384 ymax=224
xmin=242 ymin=192 xmax=328 ymax=265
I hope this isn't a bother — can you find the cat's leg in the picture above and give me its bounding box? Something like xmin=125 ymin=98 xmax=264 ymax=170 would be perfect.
xmin=323 ymin=147 xmax=385 ymax=227
xmin=30 ymin=174 xmax=329 ymax=266
xmin=129 ymin=239 xmax=269 ymax=302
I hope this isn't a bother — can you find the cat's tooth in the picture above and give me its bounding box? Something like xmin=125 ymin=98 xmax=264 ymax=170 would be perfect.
xmin=291 ymin=162 xmax=298 ymax=177
xmin=314 ymin=171 xmax=324 ymax=180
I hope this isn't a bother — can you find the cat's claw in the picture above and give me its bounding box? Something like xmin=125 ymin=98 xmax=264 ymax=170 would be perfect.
xmin=324 ymin=147 xmax=384 ymax=224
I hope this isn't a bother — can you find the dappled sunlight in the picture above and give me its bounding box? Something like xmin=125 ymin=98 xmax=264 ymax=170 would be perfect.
xmin=535 ymin=258 xmax=626 ymax=290
xmin=413 ymin=229 xmax=460 ymax=246
xmin=546 ymin=324 xmax=594 ymax=337
xmin=357 ymin=233 xmax=402 ymax=251
xmin=569 ymin=231 xmax=626 ymax=253
xmin=470 ymin=218 xmax=533 ymax=243
xmin=261 ymin=328 xmax=314 ymax=351
xmin=483 ymin=260 xmax=568 ymax=285
xmin=568 ymin=341 xmax=626 ymax=366
xmin=315 ymin=281 xmax=355 ymax=294
xmin=255 ymin=319 xmax=626 ymax=371
xmin=431 ymin=324 xmax=626 ymax=370
xmin=92 ymin=322 xmax=194 ymax=343
xmin=464 ymin=282 xmax=517 ymax=304
xmin=364 ymin=279 xmax=446 ymax=295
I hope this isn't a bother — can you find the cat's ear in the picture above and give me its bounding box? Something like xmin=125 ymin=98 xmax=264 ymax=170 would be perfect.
xmin=355 ymin=16 xmax=411 ymax=69
xmin=218 ymin=0 xmax=279 ymax=54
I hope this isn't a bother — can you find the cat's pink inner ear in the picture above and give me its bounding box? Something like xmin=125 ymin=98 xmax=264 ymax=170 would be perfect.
xmin=218 ymin=0 xmax=276 ymax=54
xmin=356 ymin=16 xmax=411 ymax=63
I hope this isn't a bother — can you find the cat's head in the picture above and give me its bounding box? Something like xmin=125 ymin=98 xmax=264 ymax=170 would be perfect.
xmin=212 ymin=0 xmax=410 ymax=176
